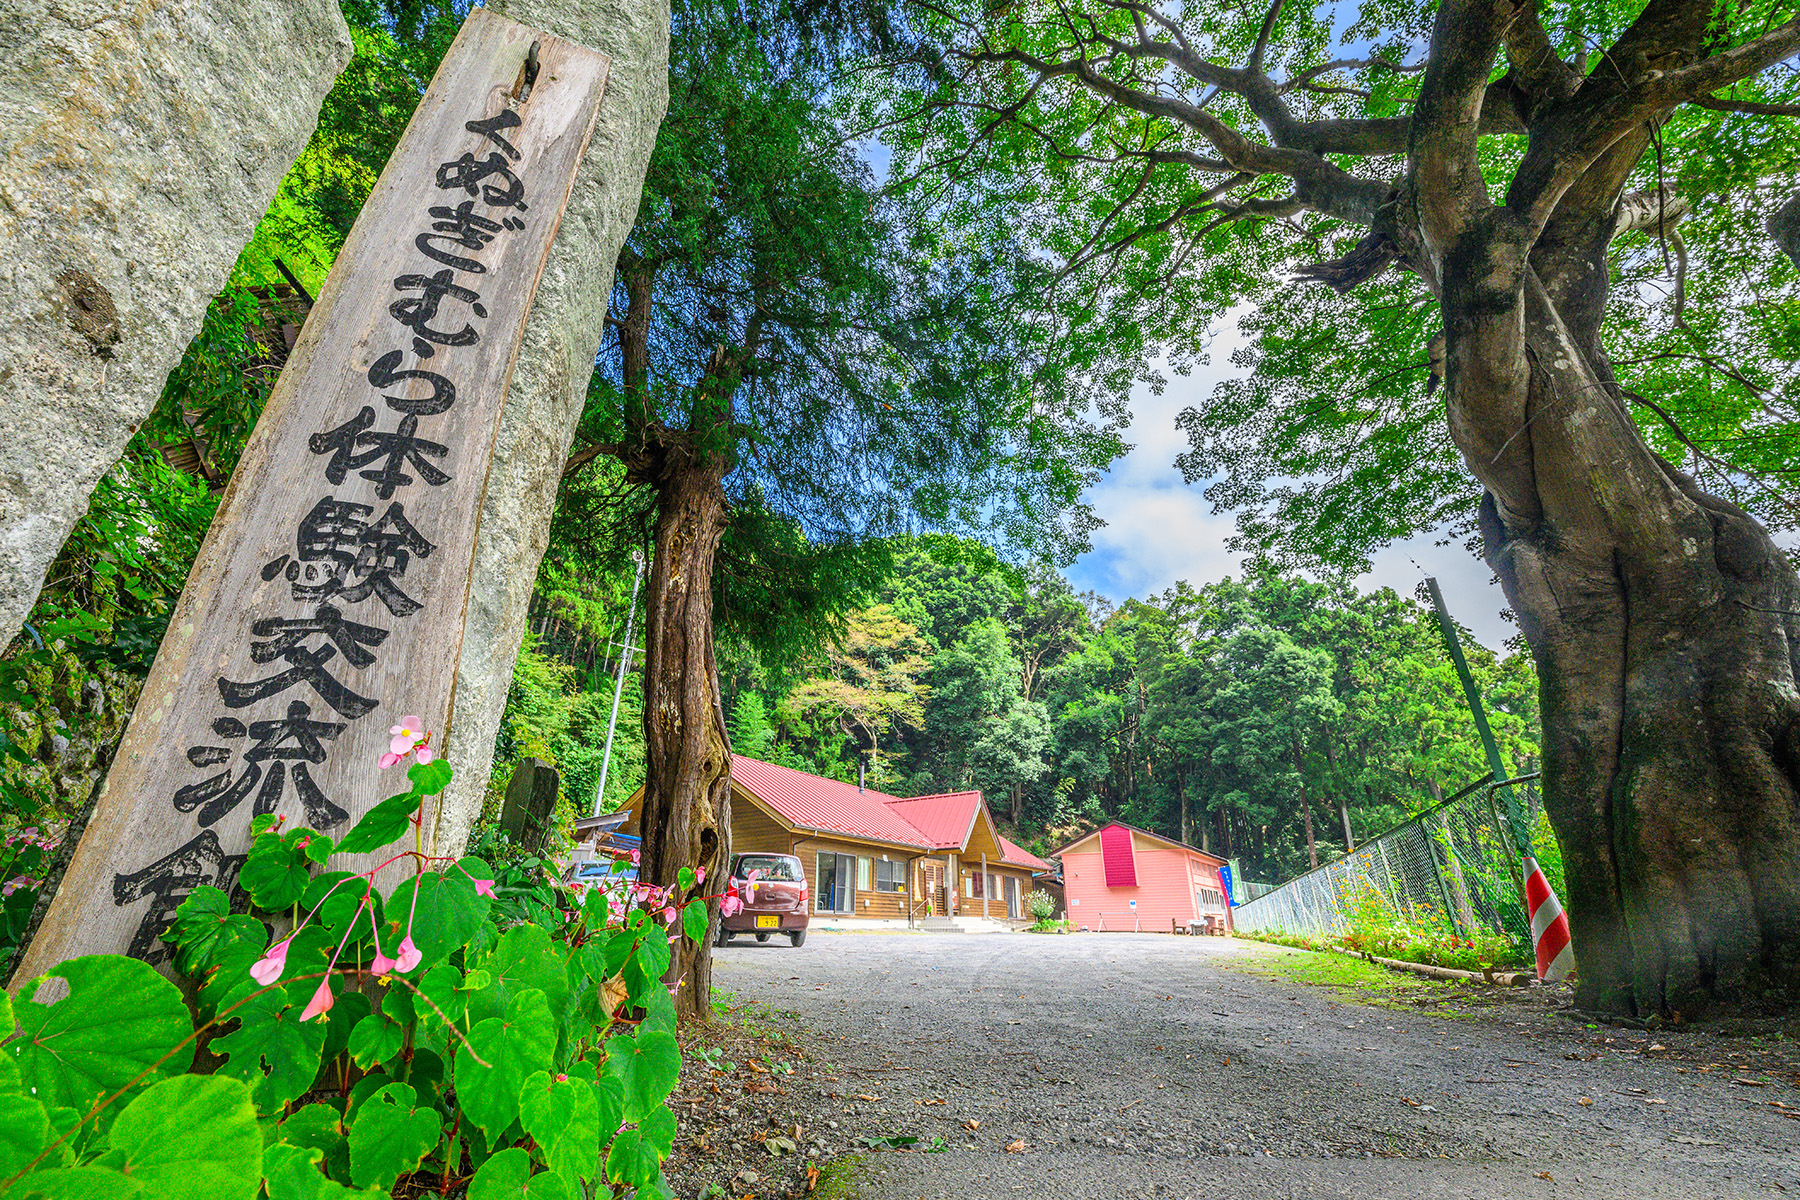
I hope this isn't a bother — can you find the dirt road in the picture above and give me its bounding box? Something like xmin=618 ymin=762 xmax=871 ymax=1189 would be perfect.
xmin=701 ymin=932 xmax=1799 ymax=1199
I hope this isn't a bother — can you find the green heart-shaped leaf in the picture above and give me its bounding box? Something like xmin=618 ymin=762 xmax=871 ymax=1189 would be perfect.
xmin=602 ymin=1030 xmax=679 ymax=1123
xmin=519 ymin=1071 xmax=600 ymax=1185
xmin=211 ymin=977 xmax=328 ymax=1113
xmin=603 ymin=1128 xmax=661 ymax=1189
xmin=11 ymin=956 xmax=193 ymax=1119
xmin=107 ymin=1073 xmax=262 ymax=1199
xmin=455 ymin=989 xmax=556 ymax=1142
xmin=348 ymin=1082 xmax=440 ymax=1190
xmin=467 ymin=1147 xmax=575 ymax=1199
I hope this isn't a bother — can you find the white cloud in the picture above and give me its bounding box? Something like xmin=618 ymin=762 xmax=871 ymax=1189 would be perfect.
xmin=1066 ymin=320 xmax=1520 ymax=652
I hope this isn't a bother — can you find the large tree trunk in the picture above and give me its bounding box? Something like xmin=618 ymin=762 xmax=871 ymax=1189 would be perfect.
xmin=636 ymin=444 xmax=732 ymax=1022
xmin=1445 ymin=243 xmax=1800 ymax=1019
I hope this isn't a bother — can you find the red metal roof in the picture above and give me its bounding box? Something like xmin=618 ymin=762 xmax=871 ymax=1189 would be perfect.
xmin=728 ymin=755 xmax=932 ymax=849
xmin=997 ymin=834 xmax=1052 ymax=873
xmin=882 ymin=792 xmax=981 ymax=850
xmin=1099 ymin=824 xmax=1138 ymax=887
xmin=724 ymin=756 xmax=1053 ymax=866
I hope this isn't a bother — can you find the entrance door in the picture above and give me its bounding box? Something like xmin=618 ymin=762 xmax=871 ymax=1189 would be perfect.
xmin=1006 ymin=875 xmax=1021 ymax=919
xmin=817 ymin=852 xmax=855 ymax=914
xmin=921 ymin=862 xmax=945 ymax=914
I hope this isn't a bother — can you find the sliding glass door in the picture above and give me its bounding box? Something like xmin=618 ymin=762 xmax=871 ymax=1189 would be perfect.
xmin=816 ymin=852 xmax=855 ymax=914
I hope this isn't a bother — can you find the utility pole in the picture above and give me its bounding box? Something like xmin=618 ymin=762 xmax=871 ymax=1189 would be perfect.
xmin=1424 ymin=577 xmax=1573 ymax=980
xmin=593 ymin=549 xmax=645 ymax=816
xmin=1424 ymin=578 xmax=1528 ymax=850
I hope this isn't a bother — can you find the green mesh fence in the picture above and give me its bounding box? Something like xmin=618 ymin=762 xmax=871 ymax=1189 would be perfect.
xmin=1231 ymin=785 xmax=1532 ymax=948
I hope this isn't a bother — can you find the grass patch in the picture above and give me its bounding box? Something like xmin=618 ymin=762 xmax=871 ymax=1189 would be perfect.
xmin=1237 ymin=943 xmax=1472 ymax=1012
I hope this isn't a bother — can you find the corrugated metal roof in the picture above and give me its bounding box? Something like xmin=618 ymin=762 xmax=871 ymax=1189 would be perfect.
xmin=1100 ymin=824 xmax=1138 ymax=887
xmin=728 ymin=755 xmax=932 ymax=849
xmin=997 ymin=834 xmax=1051 ymax=873
xmin=882 ymin=792 xmax=981 ymax=850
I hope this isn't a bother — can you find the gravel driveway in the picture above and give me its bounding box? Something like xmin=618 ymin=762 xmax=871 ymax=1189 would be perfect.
xmin=707 ymin=931 xmax=1800 ymax=1199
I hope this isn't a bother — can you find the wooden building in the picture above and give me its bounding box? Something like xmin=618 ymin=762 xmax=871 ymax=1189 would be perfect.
xmin=612 ymin=755 xmax=1051 ymax=929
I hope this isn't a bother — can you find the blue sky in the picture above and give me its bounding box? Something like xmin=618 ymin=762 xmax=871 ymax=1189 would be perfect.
xmin=1061 ymin=318 xmax=1521 ymax=652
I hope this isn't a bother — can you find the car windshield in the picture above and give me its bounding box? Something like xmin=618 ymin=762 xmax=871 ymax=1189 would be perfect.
xmin=736 ymin=855 xmax=800 ymax=882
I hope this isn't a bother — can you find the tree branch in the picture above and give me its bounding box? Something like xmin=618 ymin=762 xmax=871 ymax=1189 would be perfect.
xmin=1499 ymin=0 xmax=1581 ymax=112
xmin=1250 ymin=0 xmax=1287 ymax=72
xmin=958 ymin=44 xmax=1390 ymax=224
xmin=1647 ymin=18 xmax=1800 ymax=108
xmin=1410 ymin=0 xmax=1510 ymax=247
xmin=1691 ymin=92 xmax=1800 ymax=117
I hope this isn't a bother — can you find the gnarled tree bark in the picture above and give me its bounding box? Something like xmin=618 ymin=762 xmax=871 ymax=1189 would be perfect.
xmin=631 ymin=433 xmax=732 ymax=1022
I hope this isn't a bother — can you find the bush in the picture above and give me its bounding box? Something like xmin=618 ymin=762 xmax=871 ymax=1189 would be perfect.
xmin=1025 ymin=889 xmax=1055 ymax=922
xmin=0 ymin=722 xmax=710 ymax=1196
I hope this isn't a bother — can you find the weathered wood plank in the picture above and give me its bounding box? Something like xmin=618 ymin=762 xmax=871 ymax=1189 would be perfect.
xmin=14 ymin=8 xmax=609 ymax=977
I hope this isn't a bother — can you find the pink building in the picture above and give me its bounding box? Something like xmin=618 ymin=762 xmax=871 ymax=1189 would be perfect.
xmin=1054 ymin=823 xmax=1232 ymax=934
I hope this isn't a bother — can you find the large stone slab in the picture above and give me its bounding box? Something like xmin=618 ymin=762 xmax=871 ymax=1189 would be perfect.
xmin=0 ymin=0 xmax=353 ymax=647
xmin=11 ymin=9 xmax=615 ymax=978
xmin=429 ymin=0 xmax=670 ymax=859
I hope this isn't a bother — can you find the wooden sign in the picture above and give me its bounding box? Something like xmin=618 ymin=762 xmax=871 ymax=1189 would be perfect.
xmin=15 ymin=9 xmax=609 ymax=977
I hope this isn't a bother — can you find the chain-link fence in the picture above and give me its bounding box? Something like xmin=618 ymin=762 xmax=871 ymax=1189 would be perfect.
xmin=1231 ymin=781 xmax=1534 ymax=947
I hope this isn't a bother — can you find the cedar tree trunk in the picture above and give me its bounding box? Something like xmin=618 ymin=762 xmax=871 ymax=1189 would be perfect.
xmin=634 ymin=439 xmax=733 ymax=1022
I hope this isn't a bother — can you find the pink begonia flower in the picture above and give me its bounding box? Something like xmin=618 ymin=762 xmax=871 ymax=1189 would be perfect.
xmin=250 ymin=937 xmax=292 ymax=986
xmin=395 ymin=936 xmax=423 ymax=973
xmin=389 ymin=717 xmax=425 ymax=755
xmin=300 ymin=977 xmax=335 ymax=1022
xmin=628 ymin=848 xmax=641 ymax=865
xmin=555 ymin=1073 xmax=569 ymax=1084
xmin=472 ymin=879 xmax=496 ymax=898
xmin=661 ymin=906 xmax=679 ymax=926
xmin=369 ymin=949 xmax=398 ymax=976
xmin=695 ymin=865 xmax=706 ymax=885
xmin=720 ymin=887 xmax=743 ymax=918
xmin=378 ymin=751 xmax=403 ymax=770
xmin=415 ymin=743 xmax=436 ymax=764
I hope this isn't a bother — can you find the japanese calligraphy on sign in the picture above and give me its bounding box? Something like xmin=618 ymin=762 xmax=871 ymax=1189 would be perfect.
xmin=16 ymin=10 xmax=609 ymax=977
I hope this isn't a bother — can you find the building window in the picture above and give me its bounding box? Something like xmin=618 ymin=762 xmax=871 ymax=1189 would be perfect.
xmin=875 ymin=859 xmax=905 ymax=893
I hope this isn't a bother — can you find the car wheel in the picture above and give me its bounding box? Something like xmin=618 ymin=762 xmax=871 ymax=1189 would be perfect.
xmin=715 ymin=928 xmax=732 ymax=947
xmin=788 ymin=930 xmax=806 ymax=948
xmin=755 ymin=932 xmax=771 ymax=943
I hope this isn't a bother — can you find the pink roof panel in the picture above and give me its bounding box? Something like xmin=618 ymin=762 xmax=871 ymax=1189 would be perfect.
xmin=1099 ymin=824 xmax=1138 ymax=887
xmin=882 ymin=792 xmax=982 ymax=850
xmin=729 ymin=756 xmax=931 ymax=848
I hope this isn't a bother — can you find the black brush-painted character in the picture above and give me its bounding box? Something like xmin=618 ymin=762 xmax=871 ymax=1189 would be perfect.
xmin=417 ymin=200 xmax=505 ymax=273
xmin=113 ymin=830 xmax=246 ymax=963
xmin=388 ymin=269 xmax=485 ymax=358
xmin=310 ymin=408 xmax=451 ymax=500
xmin=436 ymin=151 xmax=528 ymax=213
xmin=264 ymin=499 xmax=435 ymax=619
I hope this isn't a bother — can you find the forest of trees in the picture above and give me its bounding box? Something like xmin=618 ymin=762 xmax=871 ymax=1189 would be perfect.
xmin=523 ymin=537 xmax=1540 ymax=885
xmin=725 ymin=546 xmax=1539 ymax=881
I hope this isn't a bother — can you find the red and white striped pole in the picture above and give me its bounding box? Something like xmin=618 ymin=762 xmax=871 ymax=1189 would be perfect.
xmin=1522 ymin=854 xmax=1573 ymax=981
